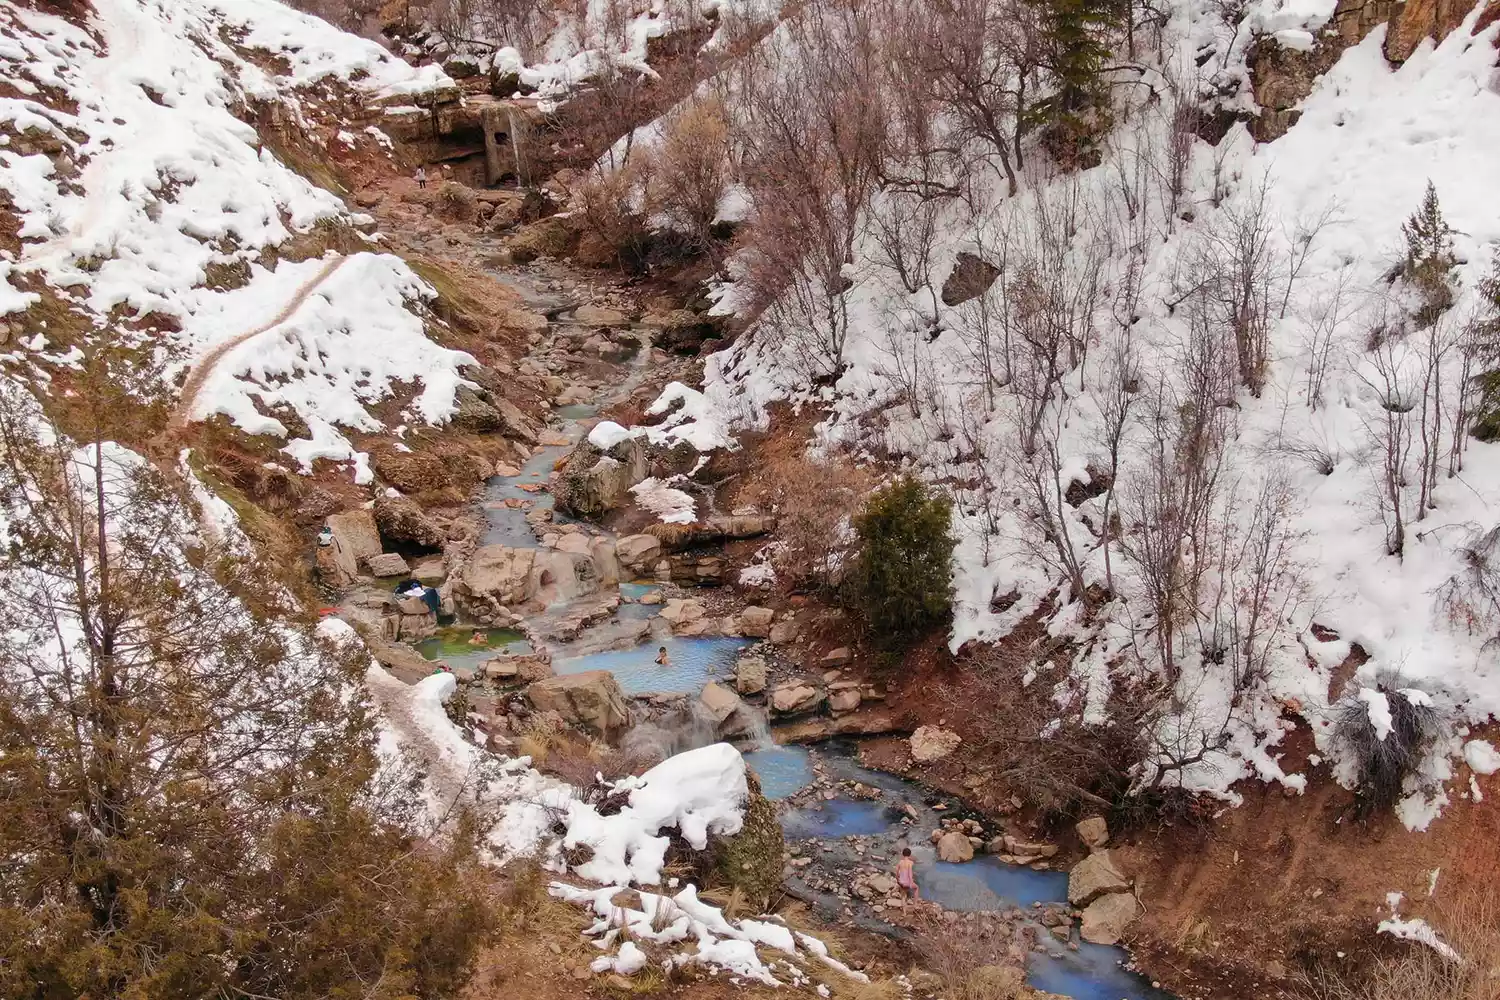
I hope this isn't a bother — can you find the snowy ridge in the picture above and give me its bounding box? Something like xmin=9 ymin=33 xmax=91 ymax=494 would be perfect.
xmin=0 ymin=0 xmax=467 ymax=479
xmin=638 ymin=4 xmax=1500 ymax=824
xmin=366 ymin=667 xmax=863 ymax=985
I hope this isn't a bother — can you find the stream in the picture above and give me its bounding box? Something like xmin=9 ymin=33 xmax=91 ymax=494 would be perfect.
xmin=425 ymin=263 xmax=1174 ymax=1000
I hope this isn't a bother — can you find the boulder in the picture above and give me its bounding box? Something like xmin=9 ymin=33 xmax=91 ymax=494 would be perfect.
xmin=941 ymin=251 xmax=1002 ymax=307
xmin=829 ymin=687 xmax=862 ymax=714
xmin=527 ymin=670 xmax=630 ymax=741
xmin=411 ymin=555 xmax=447 ymax=584
xmin=315 ymin=536 xmax=358 ymax=587
xmin=937 ymin=830 xmax=975 ymax=863
xmin=1067 ymin=850 xmax=1131 ymax=906
xmin=660 ymin=598 xmax=706 ymax=628
xmin=699 ymin=681 xmax=742 ymax=725
xmin=1076 ymin=815 xmax=1109 ymax=850
xmin=326 ymin=509 xmax=382 ymax=562
xmin=1080 ymin=892 xmax=1140 ymax=945
xmin=458 ymin=544 xmax=538 ymax=607
xmin=615 ymin=533 xmax=663 ymax=573
xmin=483 ymin=653 xmax=554 ymax=685
xmin=373 ymin=494 xmax=447 ymax=549
xmin=1000 ymin=835 xmax=1059 ymax=859
xmin=735 ymin=656 xmax=767 ymax=695
xmin=554 ymin=437 xmax=649 ymax=518
xmin=451 ymin=386 xmax=508 ymax=433
xmin=574 ymin=303 xmax=628 ymax=327
xmin=821 ymin=647 xmax=851 ymax=667
xmin=590 ymin=537 xmax=620 ymax=587
xmin=737 ymin=606 xmax=775 ymax=637
xmin=365 ymin=552 xmax=410 ymax=577
xmin=770 ymin=683 xmax=825 ymax=716
xmin=769 ymin=619 xmax=801 ymax=645
xmin=910 ymin=725 xmax=962 ymax=762
xmin=866 ymin=874 xmax=898 ymax=895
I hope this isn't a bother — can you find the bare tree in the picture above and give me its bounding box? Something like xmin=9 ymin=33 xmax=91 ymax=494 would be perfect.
xmin=1091 ymin=342 xmax=1139 ymax=595
xmin=1357 ymin=331 xmax=1418 ymax=558
xmin=734 ymin=0 xmax=888 ymax=383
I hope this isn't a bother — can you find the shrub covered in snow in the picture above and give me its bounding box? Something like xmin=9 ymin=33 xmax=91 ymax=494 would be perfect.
xmin=1331 ymin=684 xmax=1443 ymax=820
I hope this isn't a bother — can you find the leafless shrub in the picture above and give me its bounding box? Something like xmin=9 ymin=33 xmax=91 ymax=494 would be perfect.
xmin=759 ymin=451 xmax=877 ymax=592
xmin=733 ymin=0 xmax=887 ymax=385
xmin=654 ymin=97 xmax=732 ymax=269
xmin=1355 ymin=327 xmax=1419 ymax=557
xmin=912 ymin=919 xmax=1027 ymax=1000
xmin=1196 ymin=471 xmax=1308 ymax=693
xmin=1303 ymin=269 xmax=1355 ymax=409
xmin=575 ymin=151 xmax=659 ymax=272
xmin=1091 ymin=343 xmax=1139 ymax=595
xmin=1434 ymin=523 xmax=1500 ymax=651
xmin=1330 ymin=681 xmax=1441 ymax=820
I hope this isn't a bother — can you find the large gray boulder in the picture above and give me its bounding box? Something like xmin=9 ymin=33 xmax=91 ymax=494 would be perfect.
xmin=937 ymin=830 xmax=975 ymax=863
xmin=527 ymin=670 xmax=630 ymax=741
xmin=1067 ymin=850 xmax=1131 ymax=906
xmin=735 ymin=656 xmax=767 ymax=695
xmin=327 ymin=508 xmax=382 ymax=561
xmin=769 ymin=683 xmax=825 ymax=716
xmin=1076 ymin=815 xmax=1110 ymax=850
xmin=615 ymin=533 xmax=662 ymax=573
xmin=554 ymin=437 xmax=649 ymax=518
xmin=458 ymin=544 xmax=538 ymax=608
xmin=1080 ymin=892 xmax=1140 ymax=945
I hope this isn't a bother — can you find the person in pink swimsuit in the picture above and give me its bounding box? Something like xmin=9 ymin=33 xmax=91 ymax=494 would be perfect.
xmin=896 ymin=847 xmax=919 ymax=900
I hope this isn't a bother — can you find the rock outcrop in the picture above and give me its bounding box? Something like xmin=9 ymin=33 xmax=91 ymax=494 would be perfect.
xmin=1080 ymin=892 xmax=1141 ymax=945
xmin=937 ymin=830 xmax=975 ymax=863
xmin=910 ymin=725 xmax=961 ymax=762
xmin=457 ymin=544 xmax=538 ymax=610
xmin=554 ymin=436 xmax=649 ymax=518
xmin=1067 ymin=850 xmax=1131 ymax=906
xmin=365 ymin=552 xmax=410 ymax=577
xmin=374 ymin=494 xmax=447 ymax=549
xmin=735 ymin=656 xmax=767 ymax=695
xmin=527 ymin=670 xmax=630 ymax=741
xmin=770 ymin=682 xmax=825 ymax=716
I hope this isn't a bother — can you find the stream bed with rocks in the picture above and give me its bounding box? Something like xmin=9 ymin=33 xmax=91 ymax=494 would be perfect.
xmin=764 ymin=743 xmax=1176 ymax=1000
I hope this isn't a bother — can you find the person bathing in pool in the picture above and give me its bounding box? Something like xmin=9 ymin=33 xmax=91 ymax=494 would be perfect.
xmin=654 ymin=646 xmax=670 ymax=665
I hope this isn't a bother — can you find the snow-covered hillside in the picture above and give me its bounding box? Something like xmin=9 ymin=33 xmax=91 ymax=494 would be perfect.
xmin=0 ymin=0 xmax=468 ymax=480
xmin=605 ymin=0 xmax=1500 ymax=824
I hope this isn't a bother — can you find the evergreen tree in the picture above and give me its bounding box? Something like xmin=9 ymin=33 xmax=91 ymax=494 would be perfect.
xmin=0 ymin=380 xmax=494 ymax=1000
xmin=1469 ymin=249 xmax=1500 ymax=440
xmin=1401 ymin=180 xmax=1459 ymax=325
xmin=1028 ymin=0 xmax=1125 ymax=165
xmin=844 ymin=477 xmax=956 ymax=645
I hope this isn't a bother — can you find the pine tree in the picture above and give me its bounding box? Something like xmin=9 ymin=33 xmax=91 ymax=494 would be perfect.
xmin=0 ymin=379 xmax=495 ymax=999
xmin=844 ymin=477 xmax=955 ymax=645
xmin=1028 ymin=0 xmax=1125 ymax=166
xmin=1469 ymin=249 xmax=1500 ymax=440
xmin=1401 ymin=180 xmax=1458 ymax=325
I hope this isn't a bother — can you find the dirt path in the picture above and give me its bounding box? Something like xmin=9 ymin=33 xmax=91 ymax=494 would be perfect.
xmin=168 ymin=254 xmax=349 ymax=433
xmin=364 ymin=664 xmax=474 ymax=815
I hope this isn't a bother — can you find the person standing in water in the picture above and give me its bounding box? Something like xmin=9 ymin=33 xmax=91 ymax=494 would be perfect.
xmin=896 ymin=847 xmax=919 ymax=900
xmin=415 ymin=165 xmax=427 ymax=189
xmin=654 ymin=646 xmax=670 ymax=665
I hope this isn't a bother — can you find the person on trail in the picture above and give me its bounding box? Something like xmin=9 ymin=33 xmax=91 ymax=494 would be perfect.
xmin=896 ymin=847 xmax=919 ymax=900
xmin=415 ymin=165 xmax=427 ymax=189
xmin=654 ymin=646 xmax=670 ymax=665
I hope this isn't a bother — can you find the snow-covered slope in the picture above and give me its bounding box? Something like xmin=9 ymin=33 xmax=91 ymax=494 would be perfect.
xmin=0 ymin=0 xmax=467 ymax=481
xmin=636 ymin=2 xmax=1500 ymax=824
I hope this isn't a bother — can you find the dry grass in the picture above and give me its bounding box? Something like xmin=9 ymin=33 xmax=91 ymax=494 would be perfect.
xmin=911 ymin=918 xmax=1026 ymax=1000
xmin=1301 ymin=889 xmax=1500 ymax=1000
